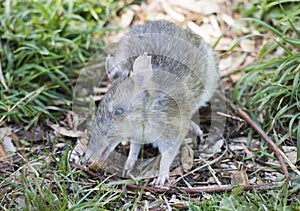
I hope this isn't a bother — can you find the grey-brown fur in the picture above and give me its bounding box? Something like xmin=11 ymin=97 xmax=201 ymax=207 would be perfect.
xmin=84 ymin=20 xmax=219 ymax=185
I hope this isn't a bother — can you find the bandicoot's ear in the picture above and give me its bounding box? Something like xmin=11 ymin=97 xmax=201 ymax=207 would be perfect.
xmin=106 ymin=55 xmax=127 ymax=82
xmin=132 ymin=52 xmax=152 ymax=87
xmin=105 ymin=55 xmax=114 ymax=79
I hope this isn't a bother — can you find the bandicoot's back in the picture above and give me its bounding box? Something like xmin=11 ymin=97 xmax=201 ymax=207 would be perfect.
xmin=107 ymin=20 xmax=218 ymax=109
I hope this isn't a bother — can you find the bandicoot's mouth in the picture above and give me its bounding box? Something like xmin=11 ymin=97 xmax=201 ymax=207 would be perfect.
xmin=83 ymin=141 xmax=120 ymax=166
xmin=83 ymin=146 xmax=110 ymax=165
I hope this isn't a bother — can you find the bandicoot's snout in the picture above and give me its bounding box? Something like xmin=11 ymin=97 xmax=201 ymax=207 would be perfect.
xmin=83 ymin=138 xmax=120 ymax=167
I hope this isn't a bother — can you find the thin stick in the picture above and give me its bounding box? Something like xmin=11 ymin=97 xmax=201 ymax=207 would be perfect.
xmin=125 ymin=182 xmax=283 ymax=195
xmin=220 ymin=94 xmax=299 ymax=181
xmin=199 ymin=156 xmax=222 ymax=186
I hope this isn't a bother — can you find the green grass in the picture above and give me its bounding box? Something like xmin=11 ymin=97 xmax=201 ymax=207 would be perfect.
xmin=241 ymin=5 xmax=300 ymax=159
xmin=2 ymin=149 xmax=299 ymax=210
xmin=2 ymin=153 xmax=299 ymax=210
xmin=0 ymin=147 xmax=125 ymax=210
xmin=218 ymin=0 xmax=300 ymax=160
xmin=189 ymin=184 xmax=300 ymax=211
xmin=0 ymin=0 xmax=118 ymax=127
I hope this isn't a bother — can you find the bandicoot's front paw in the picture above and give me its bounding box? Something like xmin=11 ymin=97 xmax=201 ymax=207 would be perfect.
xmin=151 ymin=172 xmax=170 ymax=186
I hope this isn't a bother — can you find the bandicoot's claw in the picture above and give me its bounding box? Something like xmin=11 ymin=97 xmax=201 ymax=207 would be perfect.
xmin=190 ymin=121 xmax=204 ymax=142
xmin=151 ymin=173 xmax=170 ymax=186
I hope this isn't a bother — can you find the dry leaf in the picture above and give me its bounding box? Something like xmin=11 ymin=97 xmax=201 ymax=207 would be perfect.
xmin=219 ymin=55 xmax=232 ymax=71
xmin=228 ymin=136 xmax=248 ymax=151
xmin=69 ymin=138 xmax=88 ymax=163
xmin=230 ymin=71 xmax=245 ymax=83
xmin=120 ymin=9 xmax=135 ymax=28
xmin=0 ymin=145 xmax=7 ymax=160
xmin=231 ymin=170 xmax=250 ymax=186
xmin=221 ymin=13 xmax=235 ymax=26
xmin=209 ymin=15 xmax=221 ymax=35
xmin=187 ymin=21 xmax=211 ymax=43
xmin=228 ymin=137 xmax=256 ymax=157
xmin=181 ymin=142 xmax=194 ymax=172
xmin=282 ymin=146 xmax=298 ymax=164
xmin=47 ymin=121 xmax=87 ymax=138
xmin=168 ymin=0 xmax=219 ymax=15
xmin=220 ymin=162 xmax=238 ymax=170
xmin=240 ymin=39 xmax=256 ymax=52
xmin=161 ymin=0 xmax=184 ymax=22
xmin=215 ymin=37 xmax=234 ymax=51
xmin=0 ymin=127 xmax=16 ymax=160
xmin=199 ymin=137 xmax=224 ymax=158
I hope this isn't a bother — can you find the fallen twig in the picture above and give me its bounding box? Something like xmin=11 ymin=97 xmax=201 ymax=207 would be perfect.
xmin=125 ymin=182 xmax=283 ymax=195
xmin=219 ymin=94 xmax=300 ymax=181
xmin=70 ymin=162 xmax=285 ymax=195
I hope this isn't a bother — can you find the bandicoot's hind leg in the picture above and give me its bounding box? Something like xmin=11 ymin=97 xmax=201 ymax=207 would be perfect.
xmin=122 ymin=141 xmax=141 ymax=177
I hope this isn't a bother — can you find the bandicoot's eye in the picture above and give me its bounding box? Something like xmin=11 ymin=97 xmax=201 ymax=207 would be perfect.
xmin=115 ymin=108 xmax=124 ymax=116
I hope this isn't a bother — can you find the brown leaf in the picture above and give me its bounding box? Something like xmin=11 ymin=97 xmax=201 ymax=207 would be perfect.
xmin=120 ymin=9 xmax=135 ymax=28
xmin=181 ymin=141 xmax=194 ymax=172
xmin=199 ymin=137 xmax=224 ymax=158
xmin=231 ymin=170 xmax=250 ymax=186
xmin=282 ymin=146 xmax=297 ymax=164
xmin=0 ymin=127 xmax=16 ymax=158
xmin=46 ymin=121 xmax=87 ymax=138
xmin=240 ymin=39 xmax=256 ymax=52
xmin=187 ymin=21 xmax=211 ymax=43
xmin=69 ymin=138 xmax=88 ymax=163
xmin=161 ymin=0 xmax=184 ymax=22
xmin=0 ymin=145 xmax=7 ymax=161
xmin=168 ymin=0 xmax=219 ymax=15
